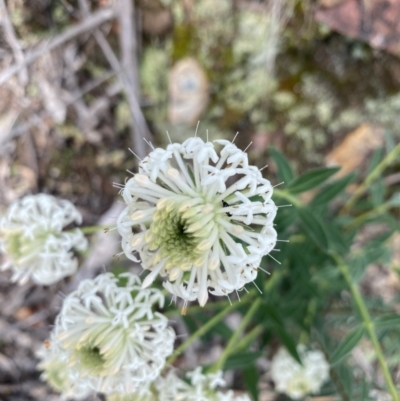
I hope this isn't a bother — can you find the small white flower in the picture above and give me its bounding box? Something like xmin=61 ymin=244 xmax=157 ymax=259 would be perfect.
xmin=117 ymin=137 xmax=278 ymax=306
xmin=0 ymin=194 xmax=87 ymax=285
xmin=156 ymin=368 xmax=251 ymax=401
xmin=270 ymin=346 xmax=330 ymax=400
xmin=37 ymin=336 xmax=94 ymax=400
xmin=52 ymin=272 xmax=175 ymax=395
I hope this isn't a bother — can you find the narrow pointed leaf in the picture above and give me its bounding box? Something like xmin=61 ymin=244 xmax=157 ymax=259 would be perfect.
xmin=288 ymin=167 xmax=340 ymax=194
xmin=311 ymin=173 xmax=356 ymax=207
xmin=269 ymin=147 xmax=295 ymax=185
xmin=297 ymin=207 xmax=329 ymax=251
xmin=330 ymin=326 xmax=364 ymax=365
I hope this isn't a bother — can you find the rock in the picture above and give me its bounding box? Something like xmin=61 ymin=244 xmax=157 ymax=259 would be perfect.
xmin=325 ymin=124 xmax=383 ymax=178
xmin=168 ymin=58 xmax=209 ymax=125
xmin=315 ymin=0 xmax=400 ymax=57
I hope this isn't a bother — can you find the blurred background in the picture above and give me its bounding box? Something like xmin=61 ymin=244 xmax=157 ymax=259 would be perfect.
xmin=1 ymin=0 xmax=400 ymax=400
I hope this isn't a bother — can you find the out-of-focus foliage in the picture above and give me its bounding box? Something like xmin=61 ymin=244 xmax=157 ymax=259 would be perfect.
xmin=160 ymin=134 xmax=400 ymax=400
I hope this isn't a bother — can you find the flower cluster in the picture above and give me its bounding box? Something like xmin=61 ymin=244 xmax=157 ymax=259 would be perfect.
xmin=44 ymin=272 xmax=175 ymax=395
xmin=270 ymin=346 xmax=330 ymax=400
xmin=0 ymin=194 xmax=87 ymax=285
xmin=117 ymin=137 xmax=277 ymax=306
xmin=156 ymin=368 xmax=251 ymax=401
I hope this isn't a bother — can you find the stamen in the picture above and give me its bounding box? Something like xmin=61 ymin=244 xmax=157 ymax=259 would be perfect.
xmin=267 ymin=253 xmax=281 ymax=264
xmin=143 ymin=138 xmax=154 ymax=149
xmin=128 ymin=148 xmax=142 ymax=161
xmin=252 ymin=281 xmax=263 ymax=294
xmin=243 ymin=141 xmax=253 ymax=152
xmin=194 ymin=121 xmax=200 ymax=137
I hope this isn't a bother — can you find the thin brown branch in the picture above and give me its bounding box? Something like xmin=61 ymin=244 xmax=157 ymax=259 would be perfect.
xmin=0 ymin=0 xmax=28 ymax=86
xmin=117 ymin=0 xmax=139 ymax=99
xmin=79 ymin=0 xmax=151 ymax=158
xmin=0 ymin=7 xmax=115 ymax=86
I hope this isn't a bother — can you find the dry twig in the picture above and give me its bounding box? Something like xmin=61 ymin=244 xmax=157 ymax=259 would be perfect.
xmin=0 ymin=7 xmax=115 ymax=86
xmin=78 ymin=0 xmax=151 ymax=157
xmin=0 ymin=0 xmax=28 ymax=86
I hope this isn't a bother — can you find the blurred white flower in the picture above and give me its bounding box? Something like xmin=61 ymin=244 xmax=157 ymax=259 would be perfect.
xmin=156 ymin=368 xmax=251 ymax=401
xmin=0 ymin=194 xmax=87 ymax=285
xmin=117 ymin=137 xmax=277 ymax=306
xmin=270 ymin=346 xmax=330 ymax=400
xmin=108 ymin=390 xmax=155 ymax=401
xmin=53 ymin=272 xmax=175 ymax=394
xmin=37 ymin=336 xmax=94 ymax=400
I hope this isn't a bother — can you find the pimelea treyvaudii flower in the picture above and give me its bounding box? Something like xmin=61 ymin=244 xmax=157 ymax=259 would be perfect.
xmin=270 ymin=345 xmax=330 ymax=400
xmin=0 ymin=194 xmax=87 ymax=285
xmin=117 ymin=136 xmax=278 ymax=308
xmin=52 ymin=272 xmax=175 ymax=395
xmin=156 ymin=367 xmax=251 ymax=401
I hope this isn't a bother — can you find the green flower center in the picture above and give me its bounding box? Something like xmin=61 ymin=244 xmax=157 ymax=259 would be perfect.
xmin=1 ymin=228 xmax=51 ymax=266
xmin=77 ymin=346 xmax=106 ymax=375
xmin=145 ymin=199 xmax=219 ymax=270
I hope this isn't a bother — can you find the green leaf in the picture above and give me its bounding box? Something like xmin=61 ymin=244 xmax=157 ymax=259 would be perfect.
xmin=370 ymin=177 xmax=385 ymax=207
xmin=311 ymin=173 xmax=356 ymax=207
xmin=349 ymin=255 xmax=367 ymax=283
xmin=275 ymin=326 xmax=302 ymax=365
xmin=273 ymin=207 xmax=298 ymax=233
xmin=260 ymin=304 xmax=284 ymax=327
xmin=269 ymin=147 xmax=295 ymax=185
xmin=388 ymin=192 xmax=400 ymax=207
xmin=244 ymin=365 xmax=259 ymax=401
xmin=287 ymin=167 xmax=340 ymax=194
xmin=297 ymin=207 xmax=329 ymax=251
xmin=224 ymin=352 xmax=262 ymax=370
xmin=330 ymin=326 xmax=364 ymax=365
xmin=375 ymin=314 xmax=400 ymax=329
xmin=367 ymin=147 xmax=383 ymax=174
xmin=194 ymin=312 xmax=233 ymax=340
xmin=385 ymin=130 xmax=395 ymax=152
xmin=324 ymin=222 xmax=351 ymax=255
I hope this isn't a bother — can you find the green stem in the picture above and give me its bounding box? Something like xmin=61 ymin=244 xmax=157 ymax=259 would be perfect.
xmin=333 ymin=253 xmax=399 ymax=401
xmin=211 ymin=298 xmax=262 ymax=372
xmin=234 ymin=325 xmax=264 ymax=352
xmin=79 ymin=225 xmax=113 ymax=234
xmin=273 ymin=189 xmax=302 ymax=208
xmin=345 ymin=203 xmax=393 ymax=230
xmin=166 ymin=299 xmax=246 ymax=366
xmin=341 ymin=142 xmax=400 ymax=215
xmin=164 ymin=293 xmax=254 ymax=318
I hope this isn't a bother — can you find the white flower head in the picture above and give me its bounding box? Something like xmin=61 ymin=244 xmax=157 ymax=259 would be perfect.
xmin=37 ymin=336 xmax=94 ymax=400
xmin=0 ymin=194 xmax=87 ymax=285
xmin=117 ymin=137 xmax=278 ymax=306
xmin=156 ymin=368 xmax=251 ymax=401
xmin=270 ymin=346 xmax=330 ymax=400
xmin=53 ymin=272 xmax=175 ymax=395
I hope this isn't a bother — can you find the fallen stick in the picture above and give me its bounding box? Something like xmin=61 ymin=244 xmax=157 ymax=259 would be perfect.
xmin=0 ymin=7 xmax=115 ymax=86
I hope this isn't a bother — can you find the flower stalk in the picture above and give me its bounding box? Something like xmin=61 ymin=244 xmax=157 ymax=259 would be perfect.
xmin=340 ymin=141 xmax=400 ymax=215
xmin=333 ymin=253 xmax=399 ymax=401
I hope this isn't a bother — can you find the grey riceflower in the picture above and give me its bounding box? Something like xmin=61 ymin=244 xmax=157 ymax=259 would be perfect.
xmin=49 ymin=272 xmax=175 ymax=395
xmin=117 ymin=137 xmax=278 ymax=307
xmin=0 ymin=194 xmax=87 ymax=285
